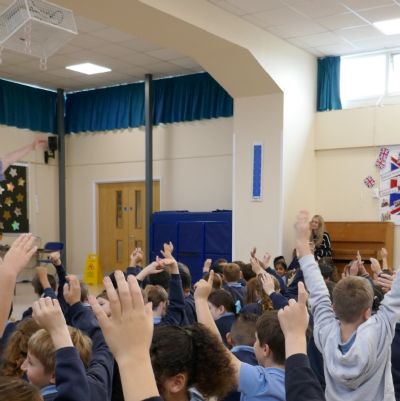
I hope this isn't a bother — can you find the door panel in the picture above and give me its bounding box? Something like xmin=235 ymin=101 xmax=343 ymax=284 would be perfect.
xmin=98 ymin=181 xmax=160 ymax=273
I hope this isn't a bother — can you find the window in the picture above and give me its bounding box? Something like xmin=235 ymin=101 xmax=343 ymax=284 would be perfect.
xmin=340 ymin=51 xmax=400 ymax=107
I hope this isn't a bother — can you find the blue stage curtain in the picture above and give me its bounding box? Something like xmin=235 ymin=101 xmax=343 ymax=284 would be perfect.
xmin=65 ymin=82 xmax=145 ymax=133
xmin=317 ymin=56 xmax=342 ymax=112
xmin=153 ymin=72 xmax=233 ymax=124
xmin=65 ymin=72 xmax=233 ymax=133
xmin=0 ymin=79 xmax=56 ymax=133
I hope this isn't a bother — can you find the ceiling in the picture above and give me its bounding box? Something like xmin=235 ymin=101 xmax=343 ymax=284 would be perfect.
xmin=209 ymin=0 xmax=400 ymax=57
xmin=0 ymin=0 xmax=399 ymax=92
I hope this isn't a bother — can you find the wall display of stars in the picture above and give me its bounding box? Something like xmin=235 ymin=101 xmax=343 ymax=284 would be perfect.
xmin=0 ymin=165 xmax=28 ymax=233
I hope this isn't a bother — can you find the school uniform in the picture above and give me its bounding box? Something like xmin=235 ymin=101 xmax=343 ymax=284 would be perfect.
xmin=223 ymin=345 xmax=258 ymax=401
xmin=154 ymin=274 xmax=186 ymax=326
xmin=285 ymin=353 xmax=325 ymax=401
xmin=223 ymin=282 xmax=246 ymax=311
xmin=184 ymin=293 xmax=197 ymax=324
xmin=215 ymin=312 xmax=236 ymax=346
xmin=238 ymin=362 xmax=285 ymax=401
xmin=65 ymin=302 xmax=114 ymax=401
xmin=42 ymin=347 xmax=90 ymax=401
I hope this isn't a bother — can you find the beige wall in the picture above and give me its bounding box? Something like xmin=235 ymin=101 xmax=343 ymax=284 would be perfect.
xmin=66 ymin=118 xmax=233 ymax=273
xmin=0 ymin=126 xmax=58 ymax=248
xmin=315 ymin=104 xmax=400 ymax=268
xmin=233 ymin=94 xmax=284 ymax=261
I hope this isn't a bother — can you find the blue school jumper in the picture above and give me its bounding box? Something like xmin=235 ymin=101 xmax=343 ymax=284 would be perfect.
xmin=223 ymin=282 xmax=246 ymax=311
xmin=215 ymin=312 xmax=236 ymax=346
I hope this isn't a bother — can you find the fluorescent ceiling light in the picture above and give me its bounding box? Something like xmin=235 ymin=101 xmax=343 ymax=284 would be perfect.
xmin=66 ymin=63 xmax=111 ymax=75
xmin=373 ymin=18 xmax=400 ymax=35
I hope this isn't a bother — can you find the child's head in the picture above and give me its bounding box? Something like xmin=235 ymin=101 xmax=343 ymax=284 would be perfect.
xmin=144 ymin=285 xmax=168 ymax=316
xmin=31 ymin=273 xmax=56 ymax=296
xmin=208 ymin=289 xmax=235 ymax=320
xmin=319 ymin=257 xmax=335 ymax=282
xmin=178 ymin=263 xmax=192 ymax=292
xmin=223 ymin=263 xmax=241 ymax=283
xmin=245 ymin=277 xmax=274 ymax=311
xmin=151 ymin=324 xmax=235 ymax=400
xmin=333 ymin=277 xmax=374 ymax=324
xmin=0 ymin=376 xmax=42 ymax=401
xmin=22 ymin=326 xmax=92 ymax=389
xmin=1 ymin=318 xmax=40 ymax=378
xmin=254 ymin=311 xmax=285 ymax=367
xmin=203 ymin=271 xmax=222 ymax=289
xmin=227 ymin=313 xmax=258 ymax=347
xmin=273 ymin=256 xmax=286 ymax=267
xmin=275 ymin=262 xmax=287 ymax=278
xmin=234 ymin=261 xmax=256 ymax=282
xmin=211 ymin=258 xmax=228 ymax=275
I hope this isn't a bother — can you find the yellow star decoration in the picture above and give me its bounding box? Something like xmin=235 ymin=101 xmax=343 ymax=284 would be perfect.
xmin=6 ymin=182 xmax=15 ymax=192
xmin=3 ymin=211 xmax=11 ymax=221
xmin=16 ymin=193 xmax=24 ymax=203
xmin=4 ymin=197 xmax=13 ymax=207
xmin=18 ymin=177 xmax=25 ymax=186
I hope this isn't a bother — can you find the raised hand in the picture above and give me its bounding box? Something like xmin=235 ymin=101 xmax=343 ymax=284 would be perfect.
xmin=160 ymin=242 xmax=174 ymax=259
xmin=194 ymin=270 xmax=214 ymax=301
xmin=294 ymin=211 xmax=312 ymax=258
xmin=203 ymin=258 xmax=212 ymax=273
xmin=370 ymin=258 xmax=382 ymax=276
xmin=63 ymin=275 xmax=82 ymax=306
xmin=262 ymin=252 xmax=271 ymax=269
xmin=2 ymin=234 xmax=37 ymax=276
xmin=32 ymin=297 xmax=72 ymax=349
xmin=89 ymin=271 xmax=159 ymax=401
xmin=259 ymin=273 xmax=275 ymax=296
xmin=89 ymin=271 xmax=153 ymax=361
xmin=250 ymin=256 xmax=263 ymax=275
xmin=278 ymin=282 xmax=309 ymax=357
xmin=377 ymin=273 xmax=395 ymax=293
xmin=130 ymin=247 xmax=143 ymax=266
xmin=48 ymin=251 xmax=62 ymax=266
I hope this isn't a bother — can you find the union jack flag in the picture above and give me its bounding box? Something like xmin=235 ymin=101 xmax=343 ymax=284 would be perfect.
xmin=375 ymin=147 xmax=390 ymax=169
xmin=390 ymin=156 xmax=400 ymax=215
xmin=363 ymin=176 xmax=376 ymax=188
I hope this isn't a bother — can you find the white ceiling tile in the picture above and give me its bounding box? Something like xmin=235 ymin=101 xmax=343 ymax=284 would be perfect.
xmin=336 ymin=24 xmax=384 ymax=40
xmin=357 ymin=4 xmax=400 ymax=22
xmin=316 ymin=12 xmax=368 ymax=30
xmin=304 ymin=47 xmax=325 ymax=56
xmin=211 ymin=0 xmax=249 ymax=15
xmin=244 ymin=6 xmax=305 ymax=27
xmin=92 ymin=44 xmax=133 ymax=58
xmin=267 ymin=19 xmax=326 ymax=38
xmin=54 ymin=44 xmax=83 ymax=55
xmin=74 ymin=16 xmax=107 ymax=33
xmin=119 ymin=38 xmax=163 ymax=52
xmin=289 ymin=0 xmax=348 ymax=19
xmin=340 ymin=0 xmax=394 ymax=11
xmin=353 ymin=33 xmax=400 ymax=49
xmin=148 ymin=62 xmax=190 ymax=75
xmin=118 ymin=65 xmax=148 ymax=77
xmin=225 ymin=0 xmax=285 ymax=13
xmin=0 ymin=50 xmax=31 ymax=64
xmin=314 ymin=42 xmax=358 ymax=55
xmin=169 ymin=57 xmax=202 ymax=69
xmin=294 ymin=31 xmax=348 ymax=47
xmin=287 ymin=36 xmax=313 ymax=48
xmin=118 ymin=51 xmax=161 ymax=66
xmin=146 ymin=48 xmax=186 ymax=61
xmin=70 ymin=34 xmax=105 ymax=50
xmin=90 ymin=28 xmax=137 ymax=43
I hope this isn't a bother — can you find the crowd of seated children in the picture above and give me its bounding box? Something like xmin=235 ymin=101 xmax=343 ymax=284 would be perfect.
xmin=2 ymin=209 xmax=400 ymax=401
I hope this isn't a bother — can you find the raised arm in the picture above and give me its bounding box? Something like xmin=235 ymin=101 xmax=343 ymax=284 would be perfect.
xmin=0 ymin=234 xmax=37 ymax=337
xmin=32 ymin=297 xmax=89 ymax=401
xmin=295 ymin=211 xmax=335 ymax=346
xmin=1 ymin=138 xmax=46 ymax=173
xmin=89 ymin=271 xmax=159 ymax=401
xmin=278 ymin=283 xmax=325 ymax=401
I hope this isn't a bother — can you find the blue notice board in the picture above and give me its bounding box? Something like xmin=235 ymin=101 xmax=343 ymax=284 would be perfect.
xmin=252 ymin=143 xmax=263 ymax=200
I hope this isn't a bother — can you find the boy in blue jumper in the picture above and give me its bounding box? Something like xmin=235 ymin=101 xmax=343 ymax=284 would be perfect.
xmin=196 ymin=271 xmax=286 ymax=401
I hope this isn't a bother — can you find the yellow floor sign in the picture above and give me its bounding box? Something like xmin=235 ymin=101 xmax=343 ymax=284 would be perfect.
xmin=83 ymin=254 xmax=103 ymax=285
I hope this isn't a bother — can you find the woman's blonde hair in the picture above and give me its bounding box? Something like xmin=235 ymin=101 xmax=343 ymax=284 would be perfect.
xmin=310 ymin=214 xmax=325 ymax=247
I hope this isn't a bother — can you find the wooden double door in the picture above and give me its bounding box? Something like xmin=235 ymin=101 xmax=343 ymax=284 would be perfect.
xmin=98 ymin=181 xmax=160 ymax=273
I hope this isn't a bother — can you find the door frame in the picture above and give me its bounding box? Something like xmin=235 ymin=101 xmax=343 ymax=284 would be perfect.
xmin=92 ymin=176 xmax=162 ymax=254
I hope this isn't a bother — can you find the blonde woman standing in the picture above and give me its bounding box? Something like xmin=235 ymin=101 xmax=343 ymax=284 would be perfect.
xmin=310 ymin=214 xmax=332 ymax=259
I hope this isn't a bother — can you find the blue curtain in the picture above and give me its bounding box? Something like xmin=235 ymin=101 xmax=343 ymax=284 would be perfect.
xmin=65 ymin=82 xmax=145 ymax=133
xmin=0 ymin=79 xmax=56 ymax=133
xmin=153 ymin=73 xmax=233 ymax=124
xmin=317 ymin=56 xmax=342 ymax=112
xmin=65 ymin=72 xmax=233 ymax=133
